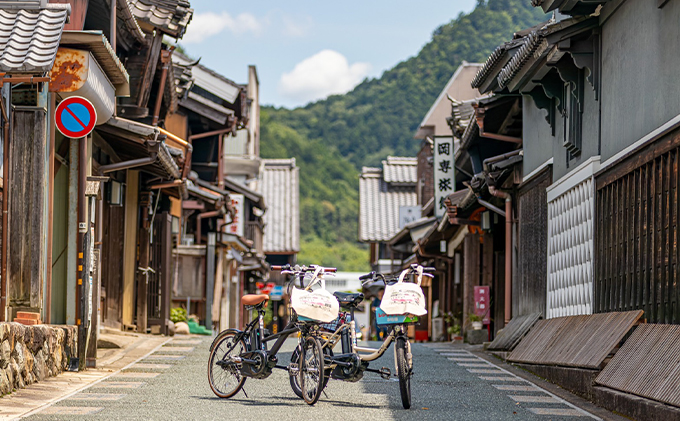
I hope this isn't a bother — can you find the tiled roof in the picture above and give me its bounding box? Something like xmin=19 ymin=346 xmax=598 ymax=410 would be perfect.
xmin=532 ymin=0 xmax=608 ymax=14
xmin=0 ymin=7 xmax=68 ymax=73
xmin=497 ymin=31 xmax=547 ymax=89
xmin=173 ymin=52 xmax=243 ymax=105
xmin=261 ymin=159 xmax=300 ymax=253
xmin=382 ymin=156 xmax=417 ymax=185
xmin=449 ymin=98 xmax=477 ymax=138
xmin=416 ymin=61 xmax=483 ymax=139
xmin=359 ymin=162 xmax=418 ymax=243
xmin=172 ymin=57 xmax=194 ymax=100
xmin=474 ymin=17 xmax=600 ymax=95
xmin=128 ymin=0 xmax=193 ymax=39
xmin=471 ymin=42 xmax=511 ymax=89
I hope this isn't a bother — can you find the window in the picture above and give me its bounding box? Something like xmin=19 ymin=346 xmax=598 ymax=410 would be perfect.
xmin=563 ymin=68 xmax=585 ymax=158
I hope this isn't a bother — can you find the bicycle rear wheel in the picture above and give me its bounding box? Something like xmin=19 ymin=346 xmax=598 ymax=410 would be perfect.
xmin=208 ymin=330 xmax=247 ymax=398
xmin=298 ymin=336 xmax=325 ymax=405
xmin=395 ymin=336 xmax=412 ymax=409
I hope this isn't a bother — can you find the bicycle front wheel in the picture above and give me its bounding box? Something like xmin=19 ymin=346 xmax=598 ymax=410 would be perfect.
xmin=208 ymin=330 xmax=247 ymax=398
xmin=290 ymin=344 xmax=332 ymax=398
xmin=395 ymin=336 xmax=412 ymax=409
xmin=298 ymin=336 xmax=325 ymax=405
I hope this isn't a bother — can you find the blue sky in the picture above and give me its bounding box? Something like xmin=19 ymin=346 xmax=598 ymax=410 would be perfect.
xmin=178 ymin=1 xmax=476 ymax=108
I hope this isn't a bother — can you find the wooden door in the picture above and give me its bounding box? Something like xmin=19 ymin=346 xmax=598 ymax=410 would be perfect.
xmin=101 ymin=199 xmax=125 ymax=328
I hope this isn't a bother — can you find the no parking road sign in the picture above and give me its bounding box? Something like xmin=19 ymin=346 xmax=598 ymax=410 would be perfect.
xmin=55 ymin=96 xmax=97 ymax=138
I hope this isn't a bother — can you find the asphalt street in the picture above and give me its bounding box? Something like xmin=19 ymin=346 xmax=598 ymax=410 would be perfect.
xmin=22 ymin=335 xmax=621 ymax=421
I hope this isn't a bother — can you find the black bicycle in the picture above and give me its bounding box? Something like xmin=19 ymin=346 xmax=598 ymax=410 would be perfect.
xmin=207 ymin=265 xmax=334 ymax=405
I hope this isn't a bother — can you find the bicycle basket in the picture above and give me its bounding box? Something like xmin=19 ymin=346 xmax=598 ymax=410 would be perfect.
xmin=375 ymin=307 xmax=419 ymax=325
xmin=319 ymin=317 xmax=342 ymax=333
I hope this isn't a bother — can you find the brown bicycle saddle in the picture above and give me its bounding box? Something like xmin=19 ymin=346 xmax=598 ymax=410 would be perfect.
xmin=242 ymin=294 xmax=269 ymax=306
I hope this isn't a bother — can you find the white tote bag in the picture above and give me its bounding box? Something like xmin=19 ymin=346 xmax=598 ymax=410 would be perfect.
xmin=290 ymin=271 xmax=339 ymax=323
xmin=380 ymin=268 xmax=427 ymax=316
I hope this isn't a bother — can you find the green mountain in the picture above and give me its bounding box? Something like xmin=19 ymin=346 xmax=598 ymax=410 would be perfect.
xmin=260 ymin=0 xmax=547 ymax=270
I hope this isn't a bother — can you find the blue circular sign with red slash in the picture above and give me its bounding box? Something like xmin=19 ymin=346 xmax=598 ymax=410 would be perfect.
xmin=55 ymin=96 xmax=97 ymax=138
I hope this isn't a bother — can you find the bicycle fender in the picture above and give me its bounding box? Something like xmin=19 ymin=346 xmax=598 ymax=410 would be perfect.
xmin=209 ymin=328 xmax=243 ymax=352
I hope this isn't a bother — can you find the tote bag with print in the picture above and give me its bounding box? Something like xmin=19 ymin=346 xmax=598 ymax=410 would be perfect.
xmin=379 ymin=271 xmax=427 ymax=316
xmin=290 ymin=276 xmax=339 ymax=323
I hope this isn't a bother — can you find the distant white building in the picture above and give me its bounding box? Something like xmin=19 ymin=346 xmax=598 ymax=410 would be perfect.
xmin=326 ymin=272 xmax=370 ymax=337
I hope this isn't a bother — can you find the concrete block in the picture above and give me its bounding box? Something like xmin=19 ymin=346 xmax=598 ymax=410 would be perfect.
xmin=594 ymin=386 xmax=680 ymax=421
xmin=516 ymin=363 xmax=599 ymax=400
xmin=466 ymin=329 xmax=487 ymax=345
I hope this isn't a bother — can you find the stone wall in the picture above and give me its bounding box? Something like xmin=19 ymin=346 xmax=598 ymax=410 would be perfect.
xmin=0 ymin=322 xmax=77 ymax=395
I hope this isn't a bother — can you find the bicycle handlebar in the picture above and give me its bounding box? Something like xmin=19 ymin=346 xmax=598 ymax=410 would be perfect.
xmin=360 ymin=264 xmax=435 ymax=286
xmin=271 ymin=264 xmax=337 ymax=273
xmin=359 ymin=271 xmax=375 ymax=281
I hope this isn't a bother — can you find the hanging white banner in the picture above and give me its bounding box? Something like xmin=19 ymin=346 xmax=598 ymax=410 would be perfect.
xmin=225 ymin=194 xmax=244 ymax=237
xmin=434 ymin=137 xmax=455 ymax=218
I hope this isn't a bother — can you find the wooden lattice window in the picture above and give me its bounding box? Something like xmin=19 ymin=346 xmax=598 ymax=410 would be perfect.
xmin=595 ymin=144 xmax=680 ymax=324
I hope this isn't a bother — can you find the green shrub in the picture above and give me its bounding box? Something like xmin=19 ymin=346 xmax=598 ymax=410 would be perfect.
xmin=170 ymin=307 xmax=187 ymax=323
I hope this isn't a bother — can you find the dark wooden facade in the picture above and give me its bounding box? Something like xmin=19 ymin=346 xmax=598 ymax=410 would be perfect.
xmin=101 ymin=194 xmax=126 ymax=328
xmin=514 ymin=166 xmax=552 ymax=318
xmin=8 ymin=108 xmax=47 ymax=312
xmin=147 ymin=212 xmax=172 ymax=335
xmin=595 ymin=125 xmax=680 ymax=324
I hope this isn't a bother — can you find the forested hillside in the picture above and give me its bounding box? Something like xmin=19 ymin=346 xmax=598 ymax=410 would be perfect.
xmin=260 ymin=0 xmax=547 ymax=270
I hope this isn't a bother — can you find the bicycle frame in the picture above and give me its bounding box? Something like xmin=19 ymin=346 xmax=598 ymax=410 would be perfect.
xmin=222 ymin=308 xmax=299 ymax=364
xmin=317 ymin=306 xmax=408 ymax=363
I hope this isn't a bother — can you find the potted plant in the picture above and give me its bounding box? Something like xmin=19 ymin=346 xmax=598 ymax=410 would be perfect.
xmin=443 ymin=312 xmax=463 ymax=341
xmin=468 ymin=313 xmax=483 ymax=330
xmin=447 ymin=323 xmax=462 ymax=341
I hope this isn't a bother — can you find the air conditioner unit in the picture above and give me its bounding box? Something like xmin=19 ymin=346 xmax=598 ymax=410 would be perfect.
xmin=432 ymin=317 xmax=444 ymax=342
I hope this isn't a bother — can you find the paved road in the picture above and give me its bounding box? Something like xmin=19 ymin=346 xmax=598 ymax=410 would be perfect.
xmin=22 ymin=336 xmax=621 ymax=421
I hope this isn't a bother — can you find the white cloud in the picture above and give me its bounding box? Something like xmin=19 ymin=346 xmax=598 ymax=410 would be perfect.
xmin=183 ymin=12 xmax=265 ymax=43
xmin=278 ymin=50 xmax=371 ymax=104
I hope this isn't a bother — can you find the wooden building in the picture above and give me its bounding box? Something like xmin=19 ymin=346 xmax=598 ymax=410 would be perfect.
xmin=0 ymin=0 xmax=194 ymax=368
xmin=170 ymin=53 xmax=265 ymax=331
xmin=471 ymin=0 xmax=680 ymax=326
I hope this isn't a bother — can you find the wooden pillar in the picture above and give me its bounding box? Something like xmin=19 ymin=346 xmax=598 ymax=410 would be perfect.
xmin=463 ymin=233 xmax=480 ymax=335
xmin=213 ymin=248 xmax=224 ymax=329
xmin=86 ymin=197 xmax=101 ymax=368
xmin=446 ymin=260 xmax=452 ymax=315
xmin=205 ymin=232 xmax=216 ymax=328
xmin=45 ymin=93 xmax=56 ymax=323
xmin=122 ymin=170 xmax=139 ymax=327
xmin=482 ymin=232 xmax=494 ymax=287
xmin=159 ymin=212 xmax=172 ymax=336
xmin=136 ymin=191 xmax=152 ymax=333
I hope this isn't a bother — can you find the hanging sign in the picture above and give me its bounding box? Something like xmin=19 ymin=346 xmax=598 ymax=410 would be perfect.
xmin=225 ymin=194 xmax=244 ymax=237
xmin=474 ymin=286 xmax=491 ymax=324
xmin=434 ymin=137 xmax=455 ymax=218
xmin=55 ymin=96 xmax=97 ymax=138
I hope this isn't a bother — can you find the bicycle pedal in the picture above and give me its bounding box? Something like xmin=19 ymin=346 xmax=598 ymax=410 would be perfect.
xmin=288 ymin=363 xmax=299 ymax=376
xmin=379 ymin=367 xmax=391 ymax=380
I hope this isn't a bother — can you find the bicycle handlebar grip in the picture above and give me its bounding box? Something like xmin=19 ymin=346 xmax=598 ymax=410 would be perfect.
xmin=271 ymin=265 xmax=283 ymax=270
xmin=359 ymin=271 xmax=375 ymax=280
xmin=325 ymin=268 xmax=337 ymax=272
xmin=423 ymin=267 xmax=436 ymax=272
